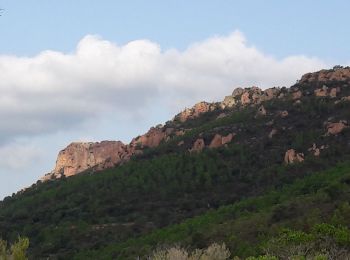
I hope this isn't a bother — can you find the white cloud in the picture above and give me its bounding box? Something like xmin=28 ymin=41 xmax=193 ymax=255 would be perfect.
xmin=0 ymin=31 xmax=327 ymax=145
xmin=0 ymin=141 xmax=43 ymax=171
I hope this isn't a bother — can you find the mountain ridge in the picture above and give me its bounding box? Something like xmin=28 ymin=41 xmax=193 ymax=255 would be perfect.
xmin=5 ymin=65 xmax=350 ymax=258
xmin=43 ymin=66 xmax=350 ymax=181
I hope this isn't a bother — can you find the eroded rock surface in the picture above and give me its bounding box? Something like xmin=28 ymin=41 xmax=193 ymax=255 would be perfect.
xmin=42 ymin=141 xmax=129 ymax=180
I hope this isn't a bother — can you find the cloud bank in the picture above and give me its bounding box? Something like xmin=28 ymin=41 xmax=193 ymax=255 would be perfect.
xmin=0 ymin=31 xmax=326 ymax=145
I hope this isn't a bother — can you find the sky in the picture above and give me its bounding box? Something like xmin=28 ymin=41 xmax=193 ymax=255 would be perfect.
xmin=0 ymin=1 xmax=349 ymax=199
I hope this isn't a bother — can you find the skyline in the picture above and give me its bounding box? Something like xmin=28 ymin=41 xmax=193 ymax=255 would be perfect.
xmin=0 ymin=1 xmax=349 ymax=199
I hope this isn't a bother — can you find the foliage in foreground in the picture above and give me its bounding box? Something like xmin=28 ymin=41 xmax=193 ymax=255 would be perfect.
xmin=149 ymin=224 xmax=350 ymax=260
xmin=150 ymin=243 xmax=230 ymax=260
xmin=0 ymin=237 xmax=29 ymax=260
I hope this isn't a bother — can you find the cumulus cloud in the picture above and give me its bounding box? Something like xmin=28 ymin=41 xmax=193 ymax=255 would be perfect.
xmin=0 ymin=30 xmax=326 ymax=144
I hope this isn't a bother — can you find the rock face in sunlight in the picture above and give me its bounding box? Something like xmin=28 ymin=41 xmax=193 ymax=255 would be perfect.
xmin=175 ymin=101 xmax=216 ymax=122
xmin=42 ymin=141 xmax=130 ymax=180
xmin=300 ymin=66 xmax=350 ymax=83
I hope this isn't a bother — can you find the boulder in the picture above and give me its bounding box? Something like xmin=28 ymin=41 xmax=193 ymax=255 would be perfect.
xmin=131 ymin=127 xmax=166 ymax=148
xmin=216 ymin=113 xmax=227 ymax=119
xmin=314 ymin=86 xmax=328 ymax=97
xmin=257 ymin=105 xmax=267 ymax=116
xmin=327 ymin=121 xmax=348 ymax=135
xmin=176 ymin=101 xmax=214 ymax=122
xmin=329 ymin=88 xmax=338 ymax=98
xmin=308 ymin=143 xmax=320 ymax=157
xmin=341 ymin=96 xmax=350 ymax=102
xmin=221 ymin=96 xmax=236 ymax=109
xmin=209 ymin=133 xmax=235 ymax=148
xmin=292 ymin=90 xmax=302 ymax=100
xmin=268 ymin=129 xmax=277 ymax=139
xmin=190 ymin=138 xmax=205 ymax=152
xmin=232 ymin=87 xmax=244 ymax=97
xmin=241 ymin=92 xmax=251 ymax=105
xmin=284 ymin=149 xmax=304 ymax=164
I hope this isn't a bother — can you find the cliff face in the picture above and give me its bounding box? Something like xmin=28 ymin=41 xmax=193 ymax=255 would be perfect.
xmin=43 ymin=66 xmax=350 ymax=180
xmin=43 ymin=127 xmax=171 ymax=180
xmin=42 ymin=141 xmax=130 ymax=180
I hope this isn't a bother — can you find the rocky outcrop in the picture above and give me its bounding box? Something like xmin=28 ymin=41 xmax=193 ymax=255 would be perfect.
xmin=221 ymin=96 xmax=236 ymax=109
xmin=241 ymin=92 xmax=251 ymax=105
xmin=189 ymin=138 xmax=205 ymax=153
xmin=314 ymin=85 xmax=340 ymax=98
xmin=44 ymin=126 xmax=176 ymax=180
xmin=326 ymin=121 xmax=348 ymax=135
xmin=308 ymin=143 xmax=320 ymax=157
xmin=42 ymin=141 xmax=130 ymax=180
xmin=176 ymin=102 xmax=216 ymax=122
xmin=42 ymin=67 xmax=350 ymax=181
xmin=314 ymin=86 xmax=328 ymax=97
xmin=256 ymin=105 xmax=267 ymax=116
xmin=131 ymin=126 xmax=167 ymax=148
xmin=284 ymin=149 xmax=304 ymax=164
xmin=209 ymin=133 xmax=235 ymax=148
xmin=292 ymin=90 xmax=302 ymax=100
xmin=300 ymin=66 xmax=350 ymax=84
xmin=219 ymin=86 xmax=281 ymax=109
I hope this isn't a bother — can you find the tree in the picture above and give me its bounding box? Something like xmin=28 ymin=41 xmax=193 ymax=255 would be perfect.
xmin=0 ymin=237 xmax=29 ymax=260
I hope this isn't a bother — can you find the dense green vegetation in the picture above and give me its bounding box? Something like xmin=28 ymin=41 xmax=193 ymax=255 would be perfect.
xmin=1 ymin=77 xmax=350 ymax=259
xmin=73 ymin=162 xmax=350 ymax=259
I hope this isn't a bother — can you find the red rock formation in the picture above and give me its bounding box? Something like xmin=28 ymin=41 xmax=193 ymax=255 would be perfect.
xmin=42 ymin=141 xmax=129 ymax=180
xmin=221 ymin=96 xmax=236 ymax=109
xmin=241 ymin=92 xmax=251 ymax=105
xmin=176 ymin=101 xmax=215 ymax=122
xmin=209 ymin=133 xmax=235 ymax=148
xmin=300 ymin=67 xmax=350 ymax=83
xmin=327 ymin=121 xmax=348 ymax=135
xmin=190 ymin=138 xmax=205 ymax=152
xmin=131 ymin=127 xmax=166 ymax=148
xmin=292 ymin=90 xmax=302 ymax=100
xmin=284 ymin=149 xmax=304 ymax=164
xmin=314 ymin=88 xmax=328 ymax=97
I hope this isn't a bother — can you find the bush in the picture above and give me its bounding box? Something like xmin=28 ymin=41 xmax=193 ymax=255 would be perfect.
xmin=150 ymin=243 xmax=230 ymax=260
xmin=0 ymin=236 xmax=29 ymax=260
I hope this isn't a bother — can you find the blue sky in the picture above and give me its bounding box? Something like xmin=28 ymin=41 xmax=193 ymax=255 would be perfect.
xmin=1 ymin=1 xmax=350 ymax=61
xmin=0 ymin=1 xmax=349 ymax=199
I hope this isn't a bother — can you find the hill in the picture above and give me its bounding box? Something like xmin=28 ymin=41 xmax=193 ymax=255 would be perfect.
xmin=2 ymin=66 xmax=350 ymax=259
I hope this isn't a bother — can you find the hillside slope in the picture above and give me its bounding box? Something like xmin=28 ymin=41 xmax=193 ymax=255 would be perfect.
xmin=1 ymin=66 xmax=350 ymax=259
